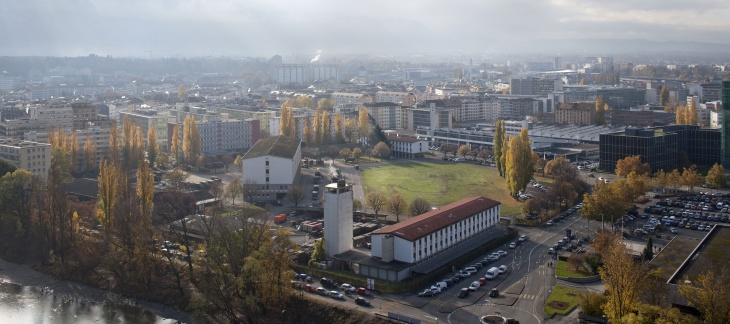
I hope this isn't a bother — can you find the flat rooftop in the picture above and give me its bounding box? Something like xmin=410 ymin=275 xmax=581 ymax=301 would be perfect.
xmin=668 ymin=225 xmax=730 ymax=284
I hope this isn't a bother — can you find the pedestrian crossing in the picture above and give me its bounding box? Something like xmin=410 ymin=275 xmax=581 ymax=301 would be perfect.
xmin=430 ymin=298 xmax=450 ymax=306
xmin=519 ymin=294 xmax=538 ymax=300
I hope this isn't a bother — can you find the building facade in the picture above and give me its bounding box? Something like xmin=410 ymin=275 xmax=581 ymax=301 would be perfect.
xmin=722 ymin=81 xmax=730 ymax=169
xmin=323 ymin=180 xmax=353 ymax=258
xmin=0 ymin=138 xmax=52 ymax=178
xmin=370 ymin=196 xmax=501 ymax=264
xmin=600 ymin=125 xmax=720 ymax=173
xmin=386 ymin=135 xmax=429 ymax=158
xmin=241 ymin=136 xmax=302 ymax=201
xmin=120 ymin=110 xmax=175 ymax=151
xmin=555 ymin=102 xmax=595 ymax=125
xmin=375 ymin=91 xmax=417 ymax=106
xmin=363 ymin=102 xmax=402 ymax=129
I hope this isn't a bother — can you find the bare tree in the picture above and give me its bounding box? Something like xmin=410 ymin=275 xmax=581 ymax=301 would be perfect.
xmin=285 ymin=186 xmax=306 ymax=211
xmin=365 ymin=191 xmax=388 ymax=218
xmin=409 ymin=197 xmax=432 ymax=216
xmin=387 ymin=192 xmax=408 ymax=222
xmin=242 ymin=178 xmax=258 ymax=203
xmin=225 ymin=178 xmax=243 ymax=205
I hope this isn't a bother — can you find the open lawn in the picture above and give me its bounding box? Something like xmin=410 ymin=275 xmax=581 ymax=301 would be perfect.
xmin=361 ymin=161 xmax=523 ymax=216
xmin=555 ymin=258 xmax=593 ymax=278
xmin=544 ymin=285 xmax=582 ymax=317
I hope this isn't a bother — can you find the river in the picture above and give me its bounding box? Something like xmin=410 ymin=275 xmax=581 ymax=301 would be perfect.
xmin=0 ymin=258 xmax=190 ymax=323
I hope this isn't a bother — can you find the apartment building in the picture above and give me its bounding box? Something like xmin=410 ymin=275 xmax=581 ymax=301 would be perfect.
xmin=375 ymin=91 xmax=417 ymax=106
xmin=0 ymin=138 xmax=52 ymax=178
xmin=363 ymin=102 xmax=402 ymax=129
xmin=120 ymin=110 xmax=175 ymax=150
xmin=555 ymin=102 xmax=595 ymax=125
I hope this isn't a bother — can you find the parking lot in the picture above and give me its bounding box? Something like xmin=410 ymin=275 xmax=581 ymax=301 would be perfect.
xmin=636 ymin=192 xmax=729 ymax=236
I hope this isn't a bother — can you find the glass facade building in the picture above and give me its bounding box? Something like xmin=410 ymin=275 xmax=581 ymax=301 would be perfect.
xmin=722 ymin=81 xmax=730 ymax=169
xmin=600 ymin=125 xmax=720 ymax=173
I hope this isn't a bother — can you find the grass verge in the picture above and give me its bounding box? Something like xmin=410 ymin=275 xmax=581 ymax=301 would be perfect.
xmin=544 ymin=285 xmax=582 ymax=317
xmin=555 ymin=258 xmax=593 ymax=278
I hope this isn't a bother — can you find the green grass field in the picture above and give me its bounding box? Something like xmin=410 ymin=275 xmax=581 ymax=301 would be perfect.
xmin=544 ymin=285 xmax=582 ymax=317
xmin=360 ymin=161 xmax=523 ymax=216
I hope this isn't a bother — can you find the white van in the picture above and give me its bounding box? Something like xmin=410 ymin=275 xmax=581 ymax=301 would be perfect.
xmin=485 ymin=267 xmax=499 ymax=280
xmin=433 ymin=281 xmax=447 ymax=290
xmin=468 ymin=281 xmax=480 ymax=291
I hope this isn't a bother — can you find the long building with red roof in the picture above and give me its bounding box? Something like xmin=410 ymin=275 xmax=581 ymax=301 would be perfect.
xmin=370 ymin=196 xmax=501 ymax=265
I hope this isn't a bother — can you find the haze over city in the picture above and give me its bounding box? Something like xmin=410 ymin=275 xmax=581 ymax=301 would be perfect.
xmin=4 ymin=0 xmax=730 ymax=57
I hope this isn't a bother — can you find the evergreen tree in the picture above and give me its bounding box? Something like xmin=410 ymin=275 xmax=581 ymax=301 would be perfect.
xmin=494 ymin=120 xmax=505 ymax=177
xmin=643 ymin=236 xmax=654 ymax=261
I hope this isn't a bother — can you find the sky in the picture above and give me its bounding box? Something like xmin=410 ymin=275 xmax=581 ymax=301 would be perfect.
xmin=3 ymin=0 xmax=730 ymax=58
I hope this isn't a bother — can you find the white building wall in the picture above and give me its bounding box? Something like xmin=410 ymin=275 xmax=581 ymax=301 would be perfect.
xmin=371 ymin=234 xmax=384 ymax=258
xmin=324 ymin=183 xmax=354 ymax=258
xmin=393 ymin=236 xmax=414 ymax=263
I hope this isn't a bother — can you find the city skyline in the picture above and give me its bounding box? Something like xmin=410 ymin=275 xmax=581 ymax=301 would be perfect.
xmin=4 ymin=0 xmax=730 ymax=57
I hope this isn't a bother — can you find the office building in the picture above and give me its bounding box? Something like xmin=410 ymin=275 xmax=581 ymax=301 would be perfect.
xmin=510 ymin=77 xmax=562 ymax=96
xmin=555 ymin=102 xmax=594 ymax=125
xmin=722 ymin=81 xmax=730 ymax=169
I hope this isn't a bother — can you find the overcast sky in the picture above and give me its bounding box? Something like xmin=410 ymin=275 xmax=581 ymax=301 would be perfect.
xmin=3 ymin=0 xmax=730 ymax=58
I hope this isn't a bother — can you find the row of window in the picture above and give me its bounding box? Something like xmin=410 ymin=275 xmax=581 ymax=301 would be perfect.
xmin=411 ymin=209 xmax=498 ymax=263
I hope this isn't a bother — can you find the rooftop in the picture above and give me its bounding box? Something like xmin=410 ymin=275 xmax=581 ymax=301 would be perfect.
xmin=372 ymin=196 xmax=500 ymax=241
xmin=668 ymin=225 xmax=730 ymax=284
xmin=243 ymin=135 xmax=301 ymax=160
xmin=386 ymin=135 xmax=424 ymax=143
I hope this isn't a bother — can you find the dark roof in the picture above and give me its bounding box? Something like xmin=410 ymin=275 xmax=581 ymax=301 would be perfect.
xmin=243 ymin=136 xmax=301 ymax=160
xmin=386 ymin=135 xmax=424 ymax=143
xmin=372 ymin=196 xmax=500 ymax=241
xmin=363 ymin=102 xmax=399 ymax=107
xmin=556 ymin=102 xmax=593 ymax=110
xmin=64 ymin=178 xmax=99 ymax=199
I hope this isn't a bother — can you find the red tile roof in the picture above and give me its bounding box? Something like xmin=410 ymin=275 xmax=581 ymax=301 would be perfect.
xmin=372 ymin=196 xmax=500 ymax=241
xmin=386 ymin=135 xmax=424 ymax=143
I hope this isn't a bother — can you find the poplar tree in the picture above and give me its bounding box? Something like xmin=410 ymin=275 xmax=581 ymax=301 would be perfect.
xmin=147 ymin=126 xmax=158 ymax=168
xmin=314 ymin=109 xmax=322 ymax=146
xmin=494 ymin=119 xmax=505 ymax=177
xmin=358 ymin=107 xmax=370 ymax=141
xmin=334 ymin=112 xmax=345 ymax=143
xmin=659 ymin=85 xmax=669 ymax=106
xmin=344 ymin=117 xmax=357 ymax=143
xmin=321 ymin=110 xmax=331 ymax=145
xmin=170 ymin=124 xmax=180 ymax=164
xmin=109 ymin=123 xmax=120 ymax=165
xmin=505 ymin=128 xmax=533 ymax=197
xmin=303 ymin=116 xmax=313 ymax=146
xmin=83 ymin=133 xmax=97 ymax=170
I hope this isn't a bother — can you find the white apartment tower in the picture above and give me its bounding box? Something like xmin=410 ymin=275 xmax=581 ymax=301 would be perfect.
xmin=323 ymin=179 xmax=353 ymax=258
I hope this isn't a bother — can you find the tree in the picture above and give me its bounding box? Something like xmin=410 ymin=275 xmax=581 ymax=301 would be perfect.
xmin=581 ymin=182 xmax=630 ymax=225
xmin=387 ymin=192 xmax=408 ymax=222
xmin=147 ymin=126 xmax=158 ymax=168
xmin=225 ymin=178 xmax=243 ymax=205
xmin=521 ymin=198 xmax=541 ymax=219
xmin=317 ymin=98 xmax=334 ymax=111
xmin=365 ymin=191 xmax=388 ymax=217
xmin=687 ymin=99 xmax=698 ymax=126
xmin=706 ymin=163 xmax=727 ymax=189
xmin=321 ymin=110 xmax=331 ymax=145
xmin=409 ymin=197 xmax=432 ymax=216
xmin=595 ymin=96 xmax=607 ymax=126
xmin=352 ymin=147 xmax=363 ymax=162
xmin=372 ymin=142 xmax=391 ymax=160
xmin=544 ymin=156 xmax=578 ymax=181
xmin=339 ymin=148 xmax=352 ymax=160
xmin=457 ymin=144 xmax=470 ymax=158
xmin=681 ymin=165 xmax=704 ymax=192
xmin=233 ymin=155 xmax=243 ymax=169
xmin=285 ymin=186 xmax=306 ymax=210
xmin=599 ymin=235 xmax=648 ymax=323
xmin=69 ymin=132 xmax=79 ymax=172
xmin=83 ymin=133 xmax=97 ymax=171
xmin=568 ymin=253 xmax=585 ymax=272
xmin=659 ymin=85 xmax=669 ymax=106
xmin=506 ymin=128 xmax=533 ymax=197
xmin=109 ymin=122 xmax=120 ymax=164
xmin=676 ymin=105 xmax=686 ymax=125
xmin=353 ymin=199 xmax=363 ymax=212
xmin=182 ymin=115 xmax=201 ymax=165
xmin=334 ymin=112 xmax=345 ymax=143
xmin=678 ymin=266 xmax=730 ymax=324
xmin=314 ymin=108 xmax=322 ymax=146
xmin=652 ymin=169 xmax=670 ymax=193
xmin=303 ymin=116 xmax=313 ymax=146
xmin=344 ymin=117 xmax=357 ymax=143
xmin=615 ymin=155 xmax=651 ymax=178
xmin=311 ymin=238 xmax=326 ymax=264
xmin=643 ymin=236 xmax=654 ymax=261
xmin=494 ymin=120 xmax=505 ymax=177
xmin=136 ymin=157 xmax=155 ymax=222
xmin=358 ymin=107 xmax=370 ymax=141
xmin=170 ymin=124 xmax=180 ymax=164
xmin=96 ymin=159 xmax=119 ymax=242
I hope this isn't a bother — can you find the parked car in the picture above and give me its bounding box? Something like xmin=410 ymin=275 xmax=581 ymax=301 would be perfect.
xmin=519 ymin=235 xmax=527 ymax=242
xmin=315 ymin=287 xmax=329 ymax=295
xmin=498 ymin=265 xmax=508 ymax=273
xmin=468 ymin=281 xmax=481 ymax=291
xmin=329 ymin=291 xmax=344 ymax=299
xmin=356 ymin=287 xmax=371 ymax=296
xmin=509 ymin=242 xmax=517 ymax=249
xmin=489 ymin=288 xmax=500 ymax=297
xmin=355 ymin=297 xmax=371 ymax=306
xmin=458 ymin=288 xmax=470 ymax=298
xmin=341 ymin=283 xmax=356 ymax=292
xmin=418 ymin=289 xmax=436 ymax=297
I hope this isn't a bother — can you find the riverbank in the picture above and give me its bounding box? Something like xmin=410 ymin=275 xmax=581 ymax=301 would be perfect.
xmin=0 ymin=257 xmax=193 ymax=323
